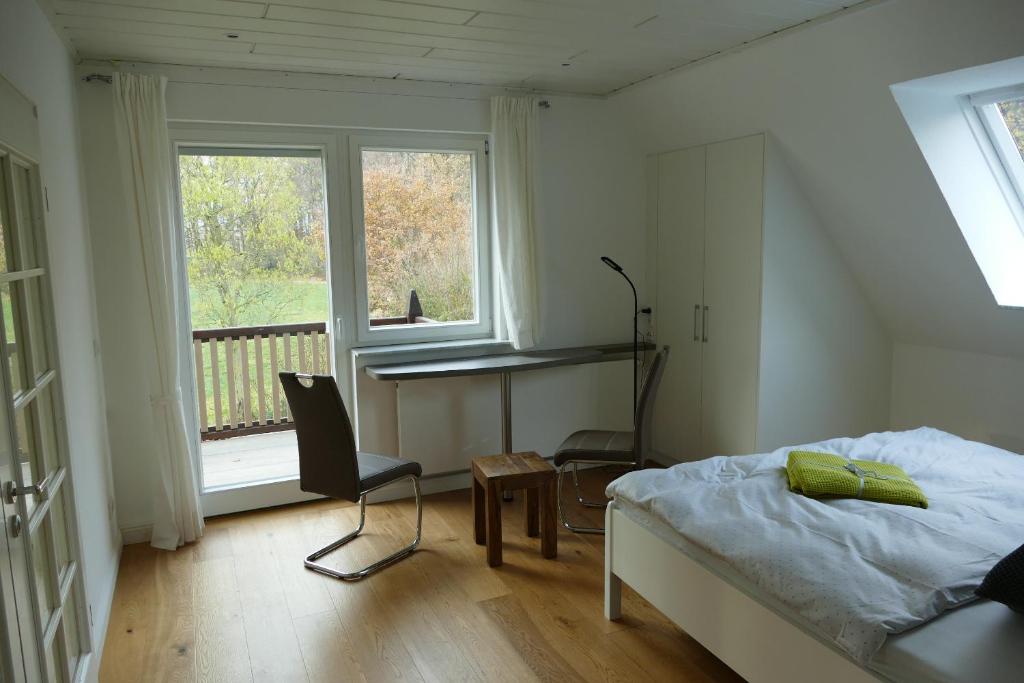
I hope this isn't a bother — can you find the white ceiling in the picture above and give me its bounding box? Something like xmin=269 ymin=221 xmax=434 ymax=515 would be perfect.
xmin=44 ymin=0 xmax=861 ymax=95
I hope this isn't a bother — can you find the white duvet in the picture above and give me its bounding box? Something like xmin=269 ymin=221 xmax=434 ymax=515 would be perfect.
xmin=606 ymin=428 xmax=1024 ymax=664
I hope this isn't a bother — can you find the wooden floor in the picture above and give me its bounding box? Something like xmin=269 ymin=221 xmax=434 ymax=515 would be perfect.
xmin=100 ymin=469 xmax=744 ymax=682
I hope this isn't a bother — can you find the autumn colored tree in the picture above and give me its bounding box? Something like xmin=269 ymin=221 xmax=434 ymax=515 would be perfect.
xmin=999 ymin=99 xmax=1024 ymax=156
xmin=362 ymin=150 xmax=475 ymax=322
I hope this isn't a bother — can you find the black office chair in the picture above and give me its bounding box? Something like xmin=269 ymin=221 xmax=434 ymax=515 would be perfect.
xmin=553 ymin=347 xmax=669 ymax=534
xmin=279 ymin=372 xmax=423 ymax=580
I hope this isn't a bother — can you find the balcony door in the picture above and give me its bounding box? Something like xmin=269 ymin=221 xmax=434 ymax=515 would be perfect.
xmin=175 ymin=144 xmax=334 ymax=514
xmin=0 ymin=77 xmax=91 ymax=682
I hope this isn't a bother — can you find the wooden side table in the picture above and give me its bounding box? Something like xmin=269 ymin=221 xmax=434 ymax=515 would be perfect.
xmin=471 ymin=452 xmax=557 ymax=567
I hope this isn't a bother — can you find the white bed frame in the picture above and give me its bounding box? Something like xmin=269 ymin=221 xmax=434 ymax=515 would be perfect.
xmin=604 ymin=502 xmax=884 ymax=683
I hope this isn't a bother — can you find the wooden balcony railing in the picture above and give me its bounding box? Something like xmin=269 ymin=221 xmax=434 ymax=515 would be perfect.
xmin=192 ymin=321 xmax=329 ymax=441
xmin=192 ymin=292 xmax=435 ymax=441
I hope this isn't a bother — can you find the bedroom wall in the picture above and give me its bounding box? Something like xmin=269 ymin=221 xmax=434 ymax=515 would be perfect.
xmin=0 ymin=0 xmax=120 ymax=678
xmin=76 ymin=63 xmax=645 ymax=536
xmin=891 ymin=344 xmax=1024 ymax=455
xmin=757 ymin=139 xmax=891 ymax=449
xmin=609 ymin=0 xmax=1024 ymax=448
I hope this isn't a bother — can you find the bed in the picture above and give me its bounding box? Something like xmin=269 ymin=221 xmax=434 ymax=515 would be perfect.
xmin=603 ymin=428 xmax=1024 ymax=683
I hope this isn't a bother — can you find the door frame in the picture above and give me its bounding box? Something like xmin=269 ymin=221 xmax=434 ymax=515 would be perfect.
xmin=167 ymin=124 xmax=356 ymax=516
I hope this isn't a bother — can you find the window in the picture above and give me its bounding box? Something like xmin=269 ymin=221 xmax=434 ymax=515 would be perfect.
xmin=973 ymin=87 xmax=1024 ymax=228
xmin=350 ymin=134 xmax=491 ymax=343
xmin=892 ymin=59 xmax=1024 ymax=309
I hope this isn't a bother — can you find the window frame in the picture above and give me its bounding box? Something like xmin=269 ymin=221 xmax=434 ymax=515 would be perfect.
xmin=970 ymin=84 xmax=1024 ymax=236
xmin=348 ymin=132 xmax=493 ymax=345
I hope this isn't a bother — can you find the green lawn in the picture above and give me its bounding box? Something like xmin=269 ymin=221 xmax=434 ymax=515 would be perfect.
xmin=188 ymin=279 xmax=330 ymax=330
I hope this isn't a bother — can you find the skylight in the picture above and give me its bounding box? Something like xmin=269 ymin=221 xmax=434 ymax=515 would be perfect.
xmin=892 ymin=58 xmax=1024 ymax=309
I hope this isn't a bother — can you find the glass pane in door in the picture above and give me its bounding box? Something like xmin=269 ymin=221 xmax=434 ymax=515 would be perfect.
xmin=30 ymin=517 xmax=55 ymax=623
xmin=9 ymin=163 xmax=39 ymax=270
xmin=48 ymin=487 xmax=71 ymax=579
xmin=1 ymin=283 xmax=25 ymax=396
xmin=0 ymin=162 xmax=11 ymax=273
xmin=13 ymin=406 xmax=42 ymax=517
xmin=23 ymin=278 xmax=50 ymax=381
xmin=62 ymin=595 xmax=82 ymax=678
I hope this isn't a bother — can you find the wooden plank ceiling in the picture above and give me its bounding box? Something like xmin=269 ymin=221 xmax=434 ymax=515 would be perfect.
xmin=48 ymin=0 xmax=863 ymax=95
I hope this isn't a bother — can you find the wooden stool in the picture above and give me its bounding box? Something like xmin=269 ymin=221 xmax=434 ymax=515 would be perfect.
xmin=471 ymin=452 xmax=557 ymax=567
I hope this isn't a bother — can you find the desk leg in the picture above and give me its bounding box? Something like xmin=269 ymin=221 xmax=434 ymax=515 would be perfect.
xmin=500 ymin=371 xmax=514 ymax=502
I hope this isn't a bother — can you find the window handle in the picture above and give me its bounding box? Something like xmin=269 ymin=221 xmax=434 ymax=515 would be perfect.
xmin=702 ymin=306 xmax=709 ymax=343
xmin=693 ymin=304 xmax=700 ymax=341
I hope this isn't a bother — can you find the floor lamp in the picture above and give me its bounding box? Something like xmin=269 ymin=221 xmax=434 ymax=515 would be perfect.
xmin=600 ymin=256 xmax=638 ymax=418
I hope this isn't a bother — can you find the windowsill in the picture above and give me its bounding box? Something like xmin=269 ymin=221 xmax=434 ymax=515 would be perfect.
xmin=350 ymin=337 xmax=513 ymax=366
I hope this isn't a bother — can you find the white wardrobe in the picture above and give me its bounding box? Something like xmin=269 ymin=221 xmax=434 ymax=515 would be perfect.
xmin=648 ymin=133 xmax=891 ymax=462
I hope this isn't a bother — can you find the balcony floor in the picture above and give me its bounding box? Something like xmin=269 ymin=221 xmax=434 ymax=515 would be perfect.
xmin=200 ymin=430 xmax=299 ymax=490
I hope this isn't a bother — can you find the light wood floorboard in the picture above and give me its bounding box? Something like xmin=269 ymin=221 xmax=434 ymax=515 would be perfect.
xmin=100 ymin=470 xmax=745 ymax=682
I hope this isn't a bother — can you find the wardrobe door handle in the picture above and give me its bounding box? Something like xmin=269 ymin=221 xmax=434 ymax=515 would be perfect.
xmin=702 ymin=306 xmax=709 ymax=343
xmin=693 ymin=304 xmax=700 ymax=341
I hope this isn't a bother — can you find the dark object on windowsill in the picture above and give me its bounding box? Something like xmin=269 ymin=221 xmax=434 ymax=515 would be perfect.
xmin=976 ymin=542 xmax=1024 ymax=612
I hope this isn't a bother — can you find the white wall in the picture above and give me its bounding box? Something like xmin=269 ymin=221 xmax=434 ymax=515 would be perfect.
xmin=609 ymin=0 xmax=1024 ymax=455
xmin=0 ymin=0 xmax=120 ymax=679
xmin=77 ymin=63 xmax=645 ymax=533
xmin=891 ymin=344 xmax=1024 ymax=455
xmin=610 ymin=0 xmax=1024 ymax=360
xmin=757 ymin=138 xmax=891 ymax=450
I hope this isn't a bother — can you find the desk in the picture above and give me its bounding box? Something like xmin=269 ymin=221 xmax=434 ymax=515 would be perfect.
xmin=364 ymin=343 xmax=650 ymax=468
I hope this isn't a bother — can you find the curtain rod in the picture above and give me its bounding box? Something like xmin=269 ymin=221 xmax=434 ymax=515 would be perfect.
xmin=82 ymin=72 xmax=552 ymax=108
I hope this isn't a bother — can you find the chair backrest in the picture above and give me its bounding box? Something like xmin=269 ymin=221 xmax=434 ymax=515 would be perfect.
xmin=279 ymin=372 xmax=362 ymax=503
xmin=633 ymin=347 xmax=670 ymax=466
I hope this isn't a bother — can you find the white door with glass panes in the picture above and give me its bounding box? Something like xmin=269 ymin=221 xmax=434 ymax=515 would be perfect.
xmin=0 ymin=76 xmax=91 ymax=682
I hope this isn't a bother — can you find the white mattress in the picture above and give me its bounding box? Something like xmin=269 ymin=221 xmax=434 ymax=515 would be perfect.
xmin=613 ymin=481 xmax=1024 ymax=682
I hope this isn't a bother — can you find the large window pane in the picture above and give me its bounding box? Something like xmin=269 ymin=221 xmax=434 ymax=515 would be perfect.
xmin=178 ymin=149 xmax=328 ymax=488
xmin=179 ymin=153 xmax=328 ymax=329
xmin=361 ymin=149 xmax=476 ymax=325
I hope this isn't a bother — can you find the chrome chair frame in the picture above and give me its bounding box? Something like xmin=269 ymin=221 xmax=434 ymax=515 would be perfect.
xmin=557 ymin=459 xmax=634 ymax=534
xmin=304 ymin=475 xmax=423 ymax=581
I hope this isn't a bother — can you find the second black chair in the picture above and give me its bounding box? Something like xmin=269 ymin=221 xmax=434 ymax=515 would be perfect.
xmin=553 ymin=347 xmax=670 ymax=534
xmin=279 ymin=372 xmax=423 ymax=580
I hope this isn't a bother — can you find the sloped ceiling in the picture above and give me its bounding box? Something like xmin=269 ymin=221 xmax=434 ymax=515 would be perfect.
xmin=611 ymin=0 xmax=1024 ymax=359
xmin=44 ymin=0 xmax=861 ymax=95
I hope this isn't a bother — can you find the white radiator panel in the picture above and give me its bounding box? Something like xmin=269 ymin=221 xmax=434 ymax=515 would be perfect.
xmin=393 ymin=360 xmax=634 ymax=477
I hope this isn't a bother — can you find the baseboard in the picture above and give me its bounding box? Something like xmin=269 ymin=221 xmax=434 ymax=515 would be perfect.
xmin=84 ymin=541 xmax=123 ymax=683
xmin=119 ymin=524 xmax=152 ymax=545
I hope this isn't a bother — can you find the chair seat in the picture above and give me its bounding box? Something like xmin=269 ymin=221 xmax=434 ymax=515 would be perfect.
xmin=553 ymin=430 xmax=635 ymax=466
xmin=357 ymin=452 xmax=423 ymax=493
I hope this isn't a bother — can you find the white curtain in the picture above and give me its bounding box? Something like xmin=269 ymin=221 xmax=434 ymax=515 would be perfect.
xmin=113 ymin=72 xmax=204 ymax=549
xmin=491 ymin=96 xmax=540 ymax=350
